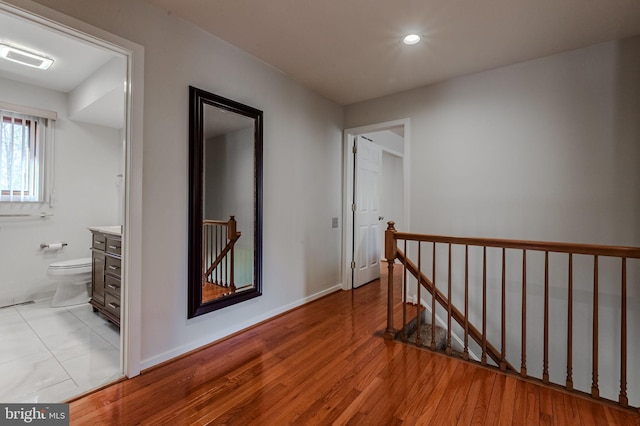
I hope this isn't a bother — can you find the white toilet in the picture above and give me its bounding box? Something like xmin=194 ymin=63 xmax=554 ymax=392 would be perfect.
xmin=48 ymin=257 xmax=92 ymax=307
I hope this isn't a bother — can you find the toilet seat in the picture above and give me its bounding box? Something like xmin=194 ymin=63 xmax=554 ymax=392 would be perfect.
xmin=48 ymin=257 xmax=92 ymax=276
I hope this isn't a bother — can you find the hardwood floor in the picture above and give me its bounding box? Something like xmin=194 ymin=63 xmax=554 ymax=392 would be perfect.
xmin=202 ymin=281 xmax=254 ymax=302
xmin=201 ymin=281 xmax=234 ymax=301
xmin=70 ymin=267 xmax=639 ymax=425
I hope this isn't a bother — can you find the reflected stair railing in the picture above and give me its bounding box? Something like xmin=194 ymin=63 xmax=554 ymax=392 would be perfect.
xmin=203 ymin=216 xmax=241 ymax=291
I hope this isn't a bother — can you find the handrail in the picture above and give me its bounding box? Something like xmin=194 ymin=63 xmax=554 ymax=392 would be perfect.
xmin=384 ymin=221 xmax=639 ymax=410
xmin=204 ymin=234 xmax=241 ymax=278
xmin=393 ymin=232 xmax=640 ymax=258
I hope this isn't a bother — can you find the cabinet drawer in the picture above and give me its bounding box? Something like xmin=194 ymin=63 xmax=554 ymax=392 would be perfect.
xmin=105 ymin=275 xmax=121 ymax=298
xmin=92 ymin=234 xmax=106 ymax=251
xmin=106 ymin=237 xmax=122 ymax=256
xmin=105 ymin=256 xmax=121 ymax=278
xmin=105 ymin=293 xmax=120 ymax=318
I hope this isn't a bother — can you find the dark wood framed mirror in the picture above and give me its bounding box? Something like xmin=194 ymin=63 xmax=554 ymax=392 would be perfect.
xmin=188 ymin=86 xmax=262 ymax=318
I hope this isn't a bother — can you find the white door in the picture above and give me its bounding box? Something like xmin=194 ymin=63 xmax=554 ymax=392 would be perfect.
xmin=353 ymin=136 xmax=383 ymax=288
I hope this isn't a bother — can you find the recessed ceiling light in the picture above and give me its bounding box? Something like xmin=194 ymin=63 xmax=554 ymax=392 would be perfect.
xmin=402 ymin=34 xmax=422 ymax=46
xmin=0 ymin=43 xmax=54 ymax=70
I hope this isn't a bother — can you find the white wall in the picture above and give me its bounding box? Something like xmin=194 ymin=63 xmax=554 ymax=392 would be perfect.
xmin=27 ymin=0 xmax=344 ymax=369
xmin=381 ymin=151 xmax=404 ymax=233
xmin=347 ymin=38 xmax=640 ymax=245
xmin=0 ymin=77 xmax=121 ymax=306
xmin=346 ymin=37 xmax=640 ymax=405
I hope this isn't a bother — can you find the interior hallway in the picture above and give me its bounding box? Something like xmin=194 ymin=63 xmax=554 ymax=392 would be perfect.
xmin=68 ymin=265 xmax=639 ymax=425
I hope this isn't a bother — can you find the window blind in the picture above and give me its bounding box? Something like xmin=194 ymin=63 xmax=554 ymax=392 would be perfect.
xmin=0 ymin=105 xmax=55 ymax=204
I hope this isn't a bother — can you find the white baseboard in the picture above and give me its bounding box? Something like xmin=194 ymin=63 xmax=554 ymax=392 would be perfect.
xmin=140 ymin=284 xmax=343 ymax=371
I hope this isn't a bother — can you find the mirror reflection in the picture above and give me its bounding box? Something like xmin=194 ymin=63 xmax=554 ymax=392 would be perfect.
xmin=202 ymin=105 xmax=255 ymax=301
xmin=188 ymin=86 xmax=262 ymax=318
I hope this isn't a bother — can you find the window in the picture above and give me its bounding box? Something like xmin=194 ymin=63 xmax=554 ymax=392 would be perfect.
xmin=0 ymin=108 xmax=53 ymax=203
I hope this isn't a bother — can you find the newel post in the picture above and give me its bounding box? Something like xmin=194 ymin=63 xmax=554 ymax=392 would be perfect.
xmin=228 ymin=216 xmax=237 ymax=290
xmin=228 ymin=216 xmax=237 ymax=240
xmin=384 ymin=221 xmax=398 ymax=339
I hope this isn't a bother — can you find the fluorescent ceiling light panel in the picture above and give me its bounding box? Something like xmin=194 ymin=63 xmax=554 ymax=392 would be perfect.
xmin=0 ymin=43 xmax=54 ymax=70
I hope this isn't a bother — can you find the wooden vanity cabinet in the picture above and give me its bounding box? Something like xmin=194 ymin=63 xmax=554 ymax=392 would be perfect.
xmin=90 ymin=230 xmax=122 ymax=327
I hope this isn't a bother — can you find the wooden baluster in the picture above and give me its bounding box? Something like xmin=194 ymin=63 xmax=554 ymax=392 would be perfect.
xmin=202 ymin=223 xmax=207 ymax=282
xmin=217 ymin=225 xmax=221 ymax=285
xmin=212 ymin=225 xmax=216 ymax=283
xmin=521 ymin=249 xmax=527 ymax=377
xmin=211 ymin=225 xmax=215 ymax=283
xmin=215 ymin=225 xmax=220 ymax=285
xmin=619 ymin=257 xmax=628 ymax=407
xmin=226 ymin=224 xmax=230 ymax=287
xmin=229 ymin=217 xmax=236 ymax=289
xmin=431 ymin=242 xmax=437 ymax=350
xmin=543 ymin=251 xmax=549 ymax=384
xmin=223 ymin=224 xmax=227 ymax=286
xmin=212 ymin=225 xmax=216 ymax=280
xmin=202 ymin=224 xmax=206 ymax=281
xmin=446 ymin=243 xmax=452 ymax=355
xmin=401 ymin=240 xmax=408 ymax=341
xmin=224 ymin=224 xmax=228 ymax=286
xmin=223 ymin=224 xmax=227 ymax=285
xmin=417 ymin=242 xmax=422 ymax=346
xmin=383 ymin=222 xmax=397 ymax=339
xmin=500 ymin=248 xmax=506 ymax=371
xmin=463 ymin=245 xmax=469 ymax=360
xmin=592 ymin=255 xmax=599 ymax=398
xmin=210 ymin=225 xmax=215 ymax=283
xmin=208 ymin=224 xmax=212 ymax=282
xmin=221 ymin=225 xmax=226 ymax=286
xmin=229 ymin=241 xmax=235 ymax=290
xmin=482 ymin=246 xmax=487 ymax=365
xmin=566 ymin=253 xmax=573 ymax=391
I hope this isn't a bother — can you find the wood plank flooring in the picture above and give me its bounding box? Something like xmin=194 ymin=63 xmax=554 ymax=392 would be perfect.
xmin=70 ymin=267 xmax=640 ymax=425
xmin=202 ymin=281 xmax=234 ymax=301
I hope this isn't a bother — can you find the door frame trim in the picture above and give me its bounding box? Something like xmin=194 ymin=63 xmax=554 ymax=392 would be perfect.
xmin=0 ymin=0 xmax=145 ymax=378
xmin=342 ymin=118 xmax=411 ymax=290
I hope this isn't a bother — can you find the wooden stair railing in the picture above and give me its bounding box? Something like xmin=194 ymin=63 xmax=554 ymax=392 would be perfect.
xmin=383 ymin=221 xmax=640 ymax=410
xmin=394 ymin=248 xmax=513 ymax=370
xmin=203 ymin=216 xmax=241 ymax=289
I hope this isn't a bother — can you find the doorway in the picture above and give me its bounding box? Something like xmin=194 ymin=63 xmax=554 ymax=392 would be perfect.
xmin=0 ymin=1 xmax=142 ymax=402
xmin=343 ymin=119 xmax=409 ymax=290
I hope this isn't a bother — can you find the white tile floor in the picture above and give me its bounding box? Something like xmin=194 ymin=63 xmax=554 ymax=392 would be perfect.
xmin=0 ymin=299 xmax=121 ymax=403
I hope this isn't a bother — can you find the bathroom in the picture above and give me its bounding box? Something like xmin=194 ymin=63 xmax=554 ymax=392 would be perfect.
xmin=0 ymin=9 xmax=125 ymax=402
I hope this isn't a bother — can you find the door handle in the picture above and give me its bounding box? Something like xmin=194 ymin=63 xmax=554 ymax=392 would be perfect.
xmin=378 ymin=216 xmax=384 ymax=221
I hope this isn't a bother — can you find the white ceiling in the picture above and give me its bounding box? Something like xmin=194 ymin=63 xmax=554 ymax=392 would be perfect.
xmin=144 ymin=0 xmax=640 ymax=105
xmin=0 ymin=11 xmax=115 ymax=93
xmin=204 ymin=103 xmax=254 ymax=139
xmin=0 ymin=9 xmax=124 ymax=128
